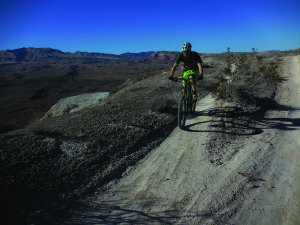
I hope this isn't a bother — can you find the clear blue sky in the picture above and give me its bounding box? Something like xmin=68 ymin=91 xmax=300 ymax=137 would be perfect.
xmin=1 ymin=0 xmax=299 ymax=54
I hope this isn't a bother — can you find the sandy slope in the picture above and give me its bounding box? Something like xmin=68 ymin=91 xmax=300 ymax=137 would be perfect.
xmin=65 ymin=56 xmax=300 ymax=225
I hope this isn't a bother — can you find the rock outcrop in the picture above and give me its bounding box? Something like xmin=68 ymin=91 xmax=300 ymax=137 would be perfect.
xmin=43 ymin=92 xmax=109 ymax=118
xmin=147 ymin=52 xmax=178 ymax=61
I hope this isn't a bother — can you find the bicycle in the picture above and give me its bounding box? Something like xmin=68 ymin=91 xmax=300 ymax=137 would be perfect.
xmin=170 ymin=75 xmax=197 ymax=129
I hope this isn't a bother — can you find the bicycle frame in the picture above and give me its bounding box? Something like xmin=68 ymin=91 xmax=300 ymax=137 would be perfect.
xmin=176 ymin=77 xmax=197 ymax=129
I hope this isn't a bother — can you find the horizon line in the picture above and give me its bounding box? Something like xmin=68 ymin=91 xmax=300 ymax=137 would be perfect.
xmin=1 ymin=46 xmax=299 ymax=55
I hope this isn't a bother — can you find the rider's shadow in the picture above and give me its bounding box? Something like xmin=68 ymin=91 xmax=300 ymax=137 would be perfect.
xmin=183 ymin=101 xmax=300 ymax=135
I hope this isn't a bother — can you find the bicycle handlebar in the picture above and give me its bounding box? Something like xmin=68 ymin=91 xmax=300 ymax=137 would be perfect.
xmin=169 ymin=76 xmax=178 ymax=82
xmin=169 ymin=76 xmax=202 ymax=82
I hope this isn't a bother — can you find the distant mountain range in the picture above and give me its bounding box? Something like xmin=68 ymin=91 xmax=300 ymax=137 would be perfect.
xmin=120 ymin=51 xmax=155 ymax=58
xmin=0 ymin=48 xmax=159 ymax=64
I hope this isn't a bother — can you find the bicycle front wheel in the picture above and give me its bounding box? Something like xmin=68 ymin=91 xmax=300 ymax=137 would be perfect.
xmin=178 ymin=95 xmax=187 ymax=129
xmin=191 ymin=100 xmax=196 ymax=114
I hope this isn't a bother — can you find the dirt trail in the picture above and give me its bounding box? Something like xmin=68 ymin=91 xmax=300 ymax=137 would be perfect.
xmin=65 ymin=56 xmax=300 ymax=225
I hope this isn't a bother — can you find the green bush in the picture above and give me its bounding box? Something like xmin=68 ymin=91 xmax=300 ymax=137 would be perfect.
xmin=211 ymin=48 xmax=282 ymax=107
xmin=148 ymin=95 xmax=177 ymax=112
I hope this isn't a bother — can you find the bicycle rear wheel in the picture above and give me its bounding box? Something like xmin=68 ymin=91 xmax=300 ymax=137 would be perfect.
xmin=178 ymin=95 xmax=187 ymax=129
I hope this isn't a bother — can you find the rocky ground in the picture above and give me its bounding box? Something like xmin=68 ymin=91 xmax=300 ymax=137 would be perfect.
xmin=0 ymin=63 xmax=218 ymax=224
xmin=0 ymin=49 xmax=298 ymax=224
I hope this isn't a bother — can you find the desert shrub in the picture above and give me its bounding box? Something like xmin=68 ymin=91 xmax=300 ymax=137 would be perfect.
xmin=0 ymin=120 xmax=16 ymax=134
xmin=211 ymin=48 xmax=282 ymax=107
xmin=148 ymin=94 xmax=177 ymax=112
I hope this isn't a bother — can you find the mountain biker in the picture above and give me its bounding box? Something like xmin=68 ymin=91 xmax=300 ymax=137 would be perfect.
xmin=169 ymin=42 xmax=203 ymax=100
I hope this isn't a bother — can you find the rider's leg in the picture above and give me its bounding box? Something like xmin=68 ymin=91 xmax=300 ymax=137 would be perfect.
xmin=191 ymin=73 xmax=198 ymax=100
xmin=192 ymin=83 xmax=196 ymax=92
xmin=183 ymin=70 xmax=198 ymax=100
xmin=192 ymin=83 xmax=198 ymax=100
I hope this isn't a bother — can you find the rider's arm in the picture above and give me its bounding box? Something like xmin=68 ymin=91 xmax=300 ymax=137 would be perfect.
xmin=170 ymin=63 xmax=178 ymax=77
xmin=197 ymin=63 xmax=203 ymax=75
xmin=170 ymin=53 xmax=183 ymax=77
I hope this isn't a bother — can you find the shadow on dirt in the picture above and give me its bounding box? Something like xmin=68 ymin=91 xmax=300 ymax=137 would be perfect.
xmin=72 ymin=207 xmax=179 ymax=224
xmin=67 ymin=197 xmax=214 ymax=225
xmin=185 ymin=98 xmax=300 ymax=134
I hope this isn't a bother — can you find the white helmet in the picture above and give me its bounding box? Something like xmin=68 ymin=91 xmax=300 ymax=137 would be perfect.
xmin=181 ymin=42 xmax=192 ymax=51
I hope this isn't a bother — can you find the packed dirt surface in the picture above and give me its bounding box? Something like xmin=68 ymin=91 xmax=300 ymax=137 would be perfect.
xmin=65 ymin=56 xmax=300 ymax=224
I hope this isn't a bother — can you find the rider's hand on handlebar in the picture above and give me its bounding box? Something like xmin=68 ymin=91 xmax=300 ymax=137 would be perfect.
xmin=169 ymin=76 xmax=177 ymax=82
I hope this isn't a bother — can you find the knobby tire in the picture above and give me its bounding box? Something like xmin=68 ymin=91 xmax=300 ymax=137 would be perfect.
xmin=178 ymin=95 xmax=187 ymax=129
